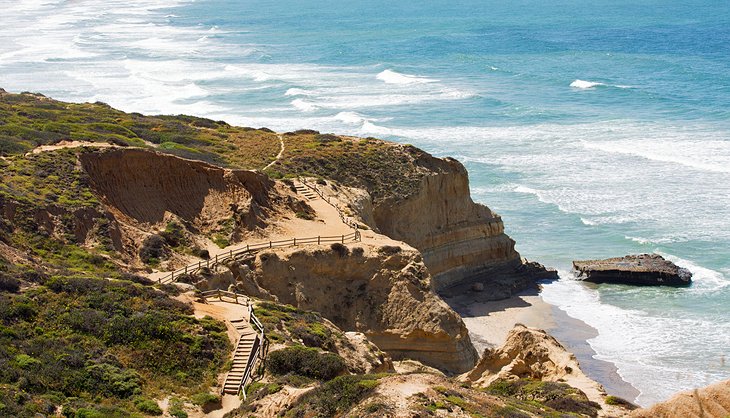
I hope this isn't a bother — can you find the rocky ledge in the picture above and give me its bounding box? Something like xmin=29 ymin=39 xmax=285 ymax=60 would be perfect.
xmin=573 ymin=254 xmax=692 ymax=286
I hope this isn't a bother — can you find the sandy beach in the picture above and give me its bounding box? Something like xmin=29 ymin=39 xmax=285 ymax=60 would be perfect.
xmin=444 ymin=287 xmax=641 ymax=403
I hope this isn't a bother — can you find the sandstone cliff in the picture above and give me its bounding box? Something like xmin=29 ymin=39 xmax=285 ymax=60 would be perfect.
xmin=369 ymin=156 xmax=522 ymax=292
xmin=78 ymin=148 xmax=308 ymax=267
xmin=229 ymin=243 xmax=479 ymax=374
xmin=81 ymin=148 xmax=277 ymax=231
xmin=630 ymin=379 xmax=730 ymax=418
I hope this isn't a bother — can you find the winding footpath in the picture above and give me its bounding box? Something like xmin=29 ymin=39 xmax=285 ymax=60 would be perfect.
xmin=262 ymin=134 xmax=285 ymax=171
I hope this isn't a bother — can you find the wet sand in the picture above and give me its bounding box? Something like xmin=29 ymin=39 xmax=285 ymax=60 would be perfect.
xmin=443 ymin=288 xmax=641 ymax=403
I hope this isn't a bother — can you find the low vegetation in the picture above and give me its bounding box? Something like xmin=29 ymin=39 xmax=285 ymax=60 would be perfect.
xmin=486 ymin=378 xmax=602 ymax=417
xmin=254 ymin=301 xmax=337 ymax=349
xmin=1 ymin=90 xmax=439 ymax=204
xmin=0 ymin=260 xmax=230 ymax=417
xmin=267 ymin=345 xmax=347 ymax=381
xmin=270 ymin=132 xmax=437 ymax=203
xmin=0 ymin=90 xmax=280 ymax=169
xmin=284 ymin=374 xmax=384 ymax=417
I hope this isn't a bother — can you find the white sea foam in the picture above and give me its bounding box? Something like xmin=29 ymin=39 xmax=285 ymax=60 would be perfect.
xmin=570 ymin=79 xmax=632 ymax=90
xmin=291 ymin=99 xmax=318 ymax=112
xmin=541 ymin=274 xmax=730 ymax=406
xmin=333 ymin=111 xmax=367 ymax=125
xmin=656 ymin=252 xmax=730 ymax=292
xmin=570 ymin=79 xmax=605 ymax=89
xmin=284 ymin=88 xmax=314 ymax=96
xmin=581 ymin=138 xmax=730 ymax=174
xmin=357 ymin=121 xmax=390 ymax=135
xmin=376 ymin=69 xmax=437 ymax=84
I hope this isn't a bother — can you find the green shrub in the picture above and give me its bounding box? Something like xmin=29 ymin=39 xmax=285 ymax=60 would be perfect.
xmin=169 ymin=397 xmax=188 ymax=418
xmin=267 ymin=346 xmax=346 ymax=381
xmin=330 ymin=243 xmax=350 ymax=257
xmin=0 ymin=273 xmax=20 ymax=292
xmin=190 ymin=392 xmax=219 ymax=407
xmin=139 ymin=234 xmax=168 ymax=264
xmin=84 ymin=363 xmax=141 ymax=398
xmin=605 ymin=395 xmax=637 ymax=409
xmin=292 ymin=374 xmax=382 ymax=416
xmin=160 ymin=222 xmax=187 ymax=248
xmin=495 ymin=406 xmax=530 ymax=418
xmin=134 ymin=397 xmax=162 ymax=415
xmin=364 ymin=402 xmax=388 ymax=413
xmin=315 ymin=134 xmax=341 ymax=143
xmin=15 ymin=354 xmax=41 ymax=369
xmin=118 ymin=273 xmax=153 ymax=286
xmin=291 ymin=322 xmax=333 ymax=349
xmin=544 ymin=396 xmax=601 ymax=417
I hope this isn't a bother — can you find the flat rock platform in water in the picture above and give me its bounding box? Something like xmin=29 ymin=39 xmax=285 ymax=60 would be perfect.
xmin=573 ymin=254 xmax=692 ymax=286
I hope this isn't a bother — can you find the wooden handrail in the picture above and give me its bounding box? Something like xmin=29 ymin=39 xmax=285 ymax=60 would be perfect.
xmin=200 ymin=289 xmax=250 ymax=306
xmin=237 ymin=335 xmax=261 ymax=400
xmin=158 ymin=231 xmax=360 ymax=284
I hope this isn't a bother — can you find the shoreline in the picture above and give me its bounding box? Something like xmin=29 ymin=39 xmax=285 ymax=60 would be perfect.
xmin=444 ymin=288 xmax=641 ymax=403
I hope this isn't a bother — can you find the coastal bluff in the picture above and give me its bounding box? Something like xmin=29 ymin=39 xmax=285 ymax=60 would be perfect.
xmin=269 ymin=135 xmax=555 ymax=298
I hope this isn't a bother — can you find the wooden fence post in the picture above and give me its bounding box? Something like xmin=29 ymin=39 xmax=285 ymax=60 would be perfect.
xmin=293 ymin=238 xmax=296 ymax=246
xmin=341 ymin=235 xmax=344 ymax=244
xmin=215 ymin=254 xmax=218 ymax=264
xmin=269 ymin=241 xmax=272 ymax=248
xmin=318 ymin=236 xmax=320 ymax=245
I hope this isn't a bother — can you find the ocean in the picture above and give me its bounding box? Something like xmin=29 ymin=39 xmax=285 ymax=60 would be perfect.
xmin=1 ymin=0 xmax=729 ymax=406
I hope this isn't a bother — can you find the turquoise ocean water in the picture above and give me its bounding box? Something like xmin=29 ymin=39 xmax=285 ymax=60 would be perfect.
xmin=1 ymin=0 xmax=729 ymax=406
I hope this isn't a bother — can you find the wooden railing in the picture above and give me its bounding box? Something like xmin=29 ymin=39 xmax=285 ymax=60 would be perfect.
xmin=298 ymin=177 xmax=361 ymax=230
xmin=239 ymin=335 xmax=261 ymax=401
xmin=237 ymin=305 xmax=268 ymax=400
xmin=158 ymin=231 xmax=361 ymax=284
xmin=200 ymin=289 xmax=249 ymax=306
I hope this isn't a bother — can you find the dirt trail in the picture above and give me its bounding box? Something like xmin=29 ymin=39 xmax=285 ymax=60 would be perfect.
xmin=29 ymin=140 xmax=116 ymax=154
xmin=262 ymin=134 xmax=285 ymax=170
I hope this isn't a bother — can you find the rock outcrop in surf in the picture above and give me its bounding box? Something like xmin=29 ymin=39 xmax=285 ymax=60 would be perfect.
xmin=573 ymin=254 xmax=692 ymax=286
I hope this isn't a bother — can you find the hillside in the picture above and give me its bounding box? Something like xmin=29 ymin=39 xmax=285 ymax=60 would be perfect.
xmin=0 ymin=89 xmax=694 ymax=418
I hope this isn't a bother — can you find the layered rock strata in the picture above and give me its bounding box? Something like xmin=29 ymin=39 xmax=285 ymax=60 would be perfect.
xmin=366 ymin=155 xmax=554 ymax=297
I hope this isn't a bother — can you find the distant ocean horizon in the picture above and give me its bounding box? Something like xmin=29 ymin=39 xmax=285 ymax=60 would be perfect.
xmin=2 ymin=0 xmax=729 ymax=406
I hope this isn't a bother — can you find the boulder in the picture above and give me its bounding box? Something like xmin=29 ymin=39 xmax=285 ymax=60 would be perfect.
xmin=573 ymin=254 xmax=692 ymax=286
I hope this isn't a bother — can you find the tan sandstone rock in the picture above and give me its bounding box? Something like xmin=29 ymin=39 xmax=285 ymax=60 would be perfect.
xmin=630 ymin=379 xmax=730 ymax=418
xmin=244 ymin=243 xmax=479 ymax=374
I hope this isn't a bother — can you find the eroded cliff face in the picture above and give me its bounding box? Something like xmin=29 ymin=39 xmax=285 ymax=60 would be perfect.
xmin=364 ymin=156 xmax=524 ymax=293
xmin=234 ymin=243 xmax=479 ymax=374
xmin=80 ymin=148 xmax=276 ymax=231
xmin=78 ymin=148 xmax=309 ymax=266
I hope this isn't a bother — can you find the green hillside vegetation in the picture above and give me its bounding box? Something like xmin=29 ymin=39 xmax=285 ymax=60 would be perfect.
xmin=0 ymin=262 xmax=230 ymax=417
xmin=267 ymin=131 xmax=435 ymax=203
xmin=1 ymin=90 xmax=439 ymax=204
xmin=0 ymin=89 xmax=279 ymax=169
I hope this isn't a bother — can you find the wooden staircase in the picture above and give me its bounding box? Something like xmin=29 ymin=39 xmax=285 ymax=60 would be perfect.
xmin=294 ymin=181 xmax=319 ymax=201
xmin=222 ymin=319 xmax=260 ymax=395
